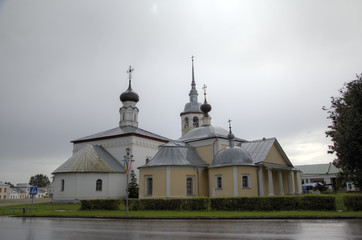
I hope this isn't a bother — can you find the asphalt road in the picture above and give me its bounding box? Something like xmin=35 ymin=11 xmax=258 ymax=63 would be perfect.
xmin=1 ymin=217 xmax=362 ymax=240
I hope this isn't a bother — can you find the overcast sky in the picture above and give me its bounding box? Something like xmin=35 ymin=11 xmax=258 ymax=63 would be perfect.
xmin=1 ymin=0 xmax=361 ymax=184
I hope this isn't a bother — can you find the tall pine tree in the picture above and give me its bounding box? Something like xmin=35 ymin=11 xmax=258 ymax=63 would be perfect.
xmin=128 ymin=170 xmax=139 ymax=198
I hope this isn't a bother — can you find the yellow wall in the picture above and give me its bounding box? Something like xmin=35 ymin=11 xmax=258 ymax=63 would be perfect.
xmin=139 ymin=167 xmax=166 ymax=198
xmin=237 ymin=166 xmax=258 ymax=197
xmin=195 ymin=145 xmax=213 ymax=165
xmin=209 ymin=167 xmax=234 ymax=198
xmin=264 ymin=144 xmax=288 ymax=166
xmin=140 ymin=166 xmax=209 ymax=198
xmin=170 ymin=167 xmax=196 ymax=197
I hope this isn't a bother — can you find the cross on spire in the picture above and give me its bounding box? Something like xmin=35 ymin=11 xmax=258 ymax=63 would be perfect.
xmin=126 ymin=65 xmax=134 ymax=89
xmin=228 ymin=119 xmax=232 ymax=130
xmin=202 ymin=84 xmax=207 ymax=101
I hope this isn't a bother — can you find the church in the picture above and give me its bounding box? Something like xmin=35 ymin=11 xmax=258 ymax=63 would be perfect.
xmin=52 ymin=59 xmax=302 ymax=202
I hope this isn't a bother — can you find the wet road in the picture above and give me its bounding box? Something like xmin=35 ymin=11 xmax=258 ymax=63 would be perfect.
xmin=1 ymin=216 xmax=362 ymax=240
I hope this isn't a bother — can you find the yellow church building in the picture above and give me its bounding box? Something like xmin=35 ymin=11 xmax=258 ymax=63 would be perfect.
xmin=139 ymin=58 xmax=302 ymax=198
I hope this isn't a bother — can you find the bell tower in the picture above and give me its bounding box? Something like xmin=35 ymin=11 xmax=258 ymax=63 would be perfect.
xmin=119 ymin=66 xmax=140 ymax=128
xmin=180 ymin=57 xmax=203 ymax=136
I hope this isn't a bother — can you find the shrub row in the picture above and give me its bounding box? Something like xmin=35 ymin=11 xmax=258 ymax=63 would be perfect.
xmin=210 ymin=196 xmax=336 ymax=211
xmin=80 ymin=199 xmax=121 ymax=210
xmin=127 ymin=197 xmax=209 ymax=211
xmin=343 ymin=196 xmax=362 ymax=211
xmin=125 ymin=196 xmax=335 ymax=211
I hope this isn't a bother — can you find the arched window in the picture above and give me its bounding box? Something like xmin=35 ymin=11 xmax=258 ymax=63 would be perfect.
xmin=186 ymin=177 xmax=194 ymax=196
xmin=146 ymin=177 xmax=153 ymax=196
xmin=193 ymin=117 xmax=199 ymax=127
xmin=184 ymin=117 xmax=189 ymax=128
xmin=61 ymin=179 xmax=65 ymax=192
xmin=96 ymin=179 xmax=102 ymax=191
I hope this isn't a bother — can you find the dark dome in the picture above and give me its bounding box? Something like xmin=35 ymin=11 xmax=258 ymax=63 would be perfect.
xmin=200 ymin=100 xmax=211 ymax=117
xmin=120 ymin=88 xmax=139 ymax=102
xmin=213 ymin=146 xmax=253 ymax=166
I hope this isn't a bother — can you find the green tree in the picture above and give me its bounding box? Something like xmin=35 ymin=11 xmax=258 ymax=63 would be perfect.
xmin=324 ymin=74 xmax=362 ymax=190
xmin=128 ymin=170 xmax=139 ymax=198
xmin=29 ymin=174 xmax=50 ymax=187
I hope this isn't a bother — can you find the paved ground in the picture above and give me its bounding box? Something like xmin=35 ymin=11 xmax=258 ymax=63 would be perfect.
xmin=0 ymin=198 xmax=52 ymax=207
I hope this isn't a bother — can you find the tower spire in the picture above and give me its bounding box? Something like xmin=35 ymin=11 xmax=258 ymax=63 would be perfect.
xmin=189 ymin=56 xmax=198 ymax=102
xmin=227 ymin=119 xmax=235 ymax=147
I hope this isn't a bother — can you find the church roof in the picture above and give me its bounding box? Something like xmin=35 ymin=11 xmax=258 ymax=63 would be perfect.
xmin=179 ymin=125 xmax=245 ymax=142
xmin=181 ymin=102 xmax=202 ymax=114
xmin=53 ymin=144 xmax=125 ymax=173
xmin=72 ymin=126 xmax=170 ymax=144
xmin=139 ymin=141 xmax=208 ymax=168
xmin=241 ymin=138 xmax=293 ymax=166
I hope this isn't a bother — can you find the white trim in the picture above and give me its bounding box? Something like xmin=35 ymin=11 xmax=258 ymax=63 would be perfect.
xmin=166 ymin=167 xmax=170 ymax=197
xmin=233 ymin=167 xmax=238 ymax=197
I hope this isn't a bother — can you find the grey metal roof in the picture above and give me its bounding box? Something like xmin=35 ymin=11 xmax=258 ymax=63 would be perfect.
xmin=295 ymin=163 xmax=339 ymax=175
xmin=72 ymin=125 xmax=170 ymax=143
xmin=181 ymin=102 xmax=203 ymax=114
xmin=53 ymin=144 xmax=125 ymax=173
xmin=241 ymin=138 xmax=293 ymax=166
xmin=213 ymin=146 xmax=253 ymax=166
xmin=139 ymin=141 xmax=208 ymax=168
xmin=179 ymin=125 xmax=234 ymax=142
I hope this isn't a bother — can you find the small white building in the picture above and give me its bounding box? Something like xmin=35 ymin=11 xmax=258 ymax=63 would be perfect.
xmin=296 ymin=162 xmax=357 ymax=191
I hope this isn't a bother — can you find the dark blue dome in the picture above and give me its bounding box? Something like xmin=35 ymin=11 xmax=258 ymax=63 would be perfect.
xmin=120 ymin=88 xmax=139 ymax=102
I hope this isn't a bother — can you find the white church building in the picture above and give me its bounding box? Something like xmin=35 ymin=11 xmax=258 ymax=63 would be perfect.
xmin=52 ymin=66 xmax=169 ymax=202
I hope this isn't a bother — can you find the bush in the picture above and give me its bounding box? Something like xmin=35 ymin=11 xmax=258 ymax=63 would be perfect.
xmin=127 ymin=198 xmax=209 ymax=211
xmin=210 ymin=196 xmax=335 ymax=211
xmin=343 ymin=196 xmax=362 ymax=211
xmin=80 ymin=199 xmax=121 ymax=210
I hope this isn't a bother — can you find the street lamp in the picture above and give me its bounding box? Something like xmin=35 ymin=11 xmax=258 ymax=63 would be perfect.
xmin=124 ymin=147 xmax=134 ymax=216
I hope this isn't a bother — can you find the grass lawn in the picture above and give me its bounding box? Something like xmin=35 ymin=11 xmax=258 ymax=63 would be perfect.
xmin=1 ymin=193 xmax=361 ymax=219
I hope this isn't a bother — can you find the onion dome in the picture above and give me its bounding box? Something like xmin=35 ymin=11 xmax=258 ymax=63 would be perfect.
xmin=200 ymin=84 xmax=211 ymax=117
xmin=120 ymin=87 xmax=139 ymax=103
xmin=200 ymin=99 xmax=211 ymax=117
xmin=120 ymin=65 xmax=139 ymax=103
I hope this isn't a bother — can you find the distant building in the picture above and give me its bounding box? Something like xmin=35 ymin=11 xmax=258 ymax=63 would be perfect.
xmin=295 ymin=162 xmax=357 ymax=191
xmin=0 ymin=182 xmax=10 ymax=200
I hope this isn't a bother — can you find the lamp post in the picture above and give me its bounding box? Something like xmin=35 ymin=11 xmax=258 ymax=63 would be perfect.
xmin=124 ymin=147 xmax=133 ymax=216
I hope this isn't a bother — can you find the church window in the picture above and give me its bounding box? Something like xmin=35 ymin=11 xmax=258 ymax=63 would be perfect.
xmin=145 ymin=177 xmax=153 ymax=196
xmin=186 ymin=177 xmax=194 ymax=196
xmin=96 ymin=179 xmax=102 ymax=191
xmin=242 ymin=175 xmax=250 ymax=188
xmin=184 ymin=117 xmax=189 ymax=128
xmin=216 ymin=175 xmax=222 ymax=189
xmin=61 ymin=179 xmax=65 ymax=192
xmin=193 ymin=117 xmax=199 ymax=127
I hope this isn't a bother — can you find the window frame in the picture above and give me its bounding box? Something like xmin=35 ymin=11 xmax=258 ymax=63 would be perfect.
xmin=215 ymin=175 xmax=223 ymax=190
xmin=241 ymin=175 xmax=251 ymax=189
xmin=145 ymin=176 xmax=153 ymax=196
xmin=96 ymin=179 xmax=102 ymax=191
xmin=61 ymin=179 xmax=65 ymax=192
xmin=186 ymin=176 xmax=195 ymax=196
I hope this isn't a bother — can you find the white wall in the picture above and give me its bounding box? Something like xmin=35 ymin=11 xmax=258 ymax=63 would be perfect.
xmin=73 ymin=135 xmax=166 ymax=181
xmin=53 ymin=172 xmax=126 ymax=202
